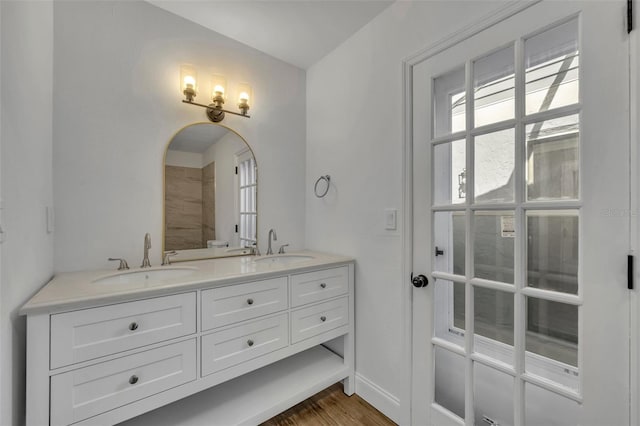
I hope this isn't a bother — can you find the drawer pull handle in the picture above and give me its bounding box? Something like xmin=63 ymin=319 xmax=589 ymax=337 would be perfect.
xmin=247 ymin=339 xmax=254 ymax=347
xmin=128 ymin=322 xmax=139 ymax=331
xmin=129 ymin=375 xmax=139 ymax=385
xmin=247 ymin=298 xmax=254 ymax=305
xmin=320 ymin=316 xmax=327 ymax=322
xmin=320 ymin=283 xmax=327 ymax=289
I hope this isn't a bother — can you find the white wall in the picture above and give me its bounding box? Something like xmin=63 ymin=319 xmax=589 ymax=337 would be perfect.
xmin=305 ymin=1 xmax=501 ymax=422
xmin=0 ymin=1 xmax=54 ymax=425
xmin=53 ymin=1 xmax=306 ymax=272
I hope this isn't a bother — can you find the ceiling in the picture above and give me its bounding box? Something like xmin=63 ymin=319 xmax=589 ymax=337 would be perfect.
xmin=169 ymin=124 xmax=230 ymax=153
xmin=147 ymin=0 xmax=394 ymax=69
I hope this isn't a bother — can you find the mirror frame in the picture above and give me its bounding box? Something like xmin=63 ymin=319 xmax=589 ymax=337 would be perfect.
xmin=162 ymin=121 xmax=258 ymax=262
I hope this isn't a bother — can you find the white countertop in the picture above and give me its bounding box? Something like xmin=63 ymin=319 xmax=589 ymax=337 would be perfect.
xmin=20 ymin=251 xmax=354 ymax=315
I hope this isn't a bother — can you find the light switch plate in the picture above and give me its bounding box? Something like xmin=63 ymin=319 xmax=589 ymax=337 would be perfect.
xmin=385 ymin=208 xmax=397 ymax=230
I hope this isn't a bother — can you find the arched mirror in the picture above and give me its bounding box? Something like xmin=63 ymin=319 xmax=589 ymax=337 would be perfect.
xmin=163 ymin=123 xmax=257 ymax=261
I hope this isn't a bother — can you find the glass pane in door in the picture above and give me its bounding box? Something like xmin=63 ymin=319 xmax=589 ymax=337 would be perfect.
xmin=474 ymin=363 xmax=514 ymax=426
xmin=474 ymin=129 xmax=515 ymax=203
xmin=525 ymin=382 xmax=580 ymax=425
xmin=433 ymin=140 xmax=466 ymax=205
xmin=525 ymin=18 xmax=579 ymax=115
xmin=434 ymin=346 xmax=465 ymax=418
xmin=474 ymin=286 xmax=514 ymax=364
xmin=527 ymin=210 xmax=578 ymax=294
xmin=474 ymin=211 xmax=515 ymax=284
xmin=474 ymin=44 xmax=515 ymax=127
xmin=433 ymin=211 xmax=465 ymax=275
xmin=526 ymin=114 xmax=579 ymax=201
xmin=434 ymin=279 xmax=465 ymax=342
xmin=526 ymin=297 xmax=579 ymax=390
xmin=434 ymin=66 xmax=466 ymax=137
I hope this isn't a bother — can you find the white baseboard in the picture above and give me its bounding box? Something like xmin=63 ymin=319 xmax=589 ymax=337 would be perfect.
xmin=355 ymin=373 xmax=402 ymax=424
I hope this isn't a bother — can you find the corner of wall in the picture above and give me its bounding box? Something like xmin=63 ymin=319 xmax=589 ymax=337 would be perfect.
xmin=355 ymin=373 xmax=402 ymax=423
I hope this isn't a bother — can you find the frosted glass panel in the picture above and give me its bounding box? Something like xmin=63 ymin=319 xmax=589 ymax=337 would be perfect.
xmin=434 ymin=66 xmax=466 ymax=137
xmin=526 ymin=382 xmax=580 ymax=425
xmin=474 ymin=363 xmax=514 ymax=426
xmin=474 ymin=45 xmax=515 ymax=127
xmin=435 ymin=347 xmax=465 ymax=419
xmin=474 ymin=129 xmax=515 ymax=203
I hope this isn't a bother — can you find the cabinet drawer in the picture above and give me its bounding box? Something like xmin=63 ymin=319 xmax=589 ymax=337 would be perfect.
xmin=201 ymin=313 xmax=288 ymax=377
xmin=291 ymin=297 xmax=348 ymax=344
xmin=50 ymin=292 xmax=196 ymax=369
xmin=50 ymin=339 xmax=196 ymax=426
xmin=201 ymin=277 xmax=288 ymax=331
xmin=290 ymin=266 xmax=348 ymax=307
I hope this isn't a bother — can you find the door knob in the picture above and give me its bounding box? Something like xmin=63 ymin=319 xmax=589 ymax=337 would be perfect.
xmin=412 ymin=274 xmax=429 ymax=288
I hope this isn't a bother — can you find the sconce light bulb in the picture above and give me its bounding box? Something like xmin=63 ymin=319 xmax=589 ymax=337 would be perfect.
xmin=184 ymin=75 xmax=195 ymax=89
xmin=214 ymin=85 xmax=225 ymax=95
xmin=239 ymin=92 xmax=250 ymax=103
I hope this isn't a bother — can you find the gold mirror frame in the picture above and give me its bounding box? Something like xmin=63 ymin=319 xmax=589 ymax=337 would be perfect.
xmin=162 ymin=122 xmax=258 ymax=262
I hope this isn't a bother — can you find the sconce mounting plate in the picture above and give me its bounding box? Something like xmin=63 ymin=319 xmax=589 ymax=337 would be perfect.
xmin=206 ymin=105 xmax=225 ymax=123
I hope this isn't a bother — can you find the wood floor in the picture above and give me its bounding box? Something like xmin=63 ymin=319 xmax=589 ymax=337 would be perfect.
xmin=261 ymin=383 xmax=396 ymax=426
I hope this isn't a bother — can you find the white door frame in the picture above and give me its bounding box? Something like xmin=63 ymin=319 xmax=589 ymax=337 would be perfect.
xmin=400 ymin=0 xmax=638 ymax=424
xmin=630 ymin=2 xmax=639 ymax=425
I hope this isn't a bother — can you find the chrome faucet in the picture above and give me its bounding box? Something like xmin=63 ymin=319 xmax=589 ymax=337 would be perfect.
xmin=278 ymin=244 xmax=289 ymax=254
xmin=162 ymin=250 xmax=177 ymax=266
xmin=141 ymin=233 xmax=152 ymax=268
xmin=108 ymin=257 xmax=129 ymax=270
xmin=266 ymin=228 xmax=277 ymax=255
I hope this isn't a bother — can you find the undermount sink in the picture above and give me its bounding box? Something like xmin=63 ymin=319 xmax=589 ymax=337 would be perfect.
xmin=252 ymin=254 xmax=315 ymax=265
xmin=93 ymin=266 xmax=198 ymax=285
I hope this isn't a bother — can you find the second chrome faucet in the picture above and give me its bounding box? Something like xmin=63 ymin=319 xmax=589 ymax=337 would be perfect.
xmin=141 ymin=233 xmax=152 ymax=268
xmin=266 ymin=228 xmax=277 ymax=255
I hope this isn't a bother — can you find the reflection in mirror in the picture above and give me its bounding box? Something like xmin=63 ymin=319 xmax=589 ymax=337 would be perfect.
xmin=163 ymin=123 xmax=257 ymax=261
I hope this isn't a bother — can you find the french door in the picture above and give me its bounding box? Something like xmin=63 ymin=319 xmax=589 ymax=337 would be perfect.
xmin=411 ymin=1 xmax=631 ymax=425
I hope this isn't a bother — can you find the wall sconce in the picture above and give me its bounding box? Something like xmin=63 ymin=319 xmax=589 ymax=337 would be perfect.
xmin=180 ymin=66 xmax=251 ymax=123
xmin=458 ymin=168 xmax=466 ymax=199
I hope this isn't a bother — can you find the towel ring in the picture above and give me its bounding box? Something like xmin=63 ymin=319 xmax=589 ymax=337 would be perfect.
xmin=314 ymin=175 xmax=331 ymax=198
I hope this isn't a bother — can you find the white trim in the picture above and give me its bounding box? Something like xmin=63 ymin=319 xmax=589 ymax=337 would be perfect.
xmin=400 ymin=56 xmax=414 ymax=426
xmin=630 ymin=2 xmax=639 ymax=425
xmin=355 ymin=373 xmax=401 ymax=424
xmin=402 ymin=1 xmax=542 ymax=67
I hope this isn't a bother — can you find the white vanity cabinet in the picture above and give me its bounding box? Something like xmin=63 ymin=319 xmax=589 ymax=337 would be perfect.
xmin=22 ymin=258 xmax=354 ymax=426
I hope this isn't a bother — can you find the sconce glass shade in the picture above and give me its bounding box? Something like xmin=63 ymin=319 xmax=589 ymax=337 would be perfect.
xmin=180 ymin=65 xmax=197 ymax=102
xmin=237 ymin=83 xmax=252 ymax=115
xmin=211 ymin=74 xmax=227 ymax=100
